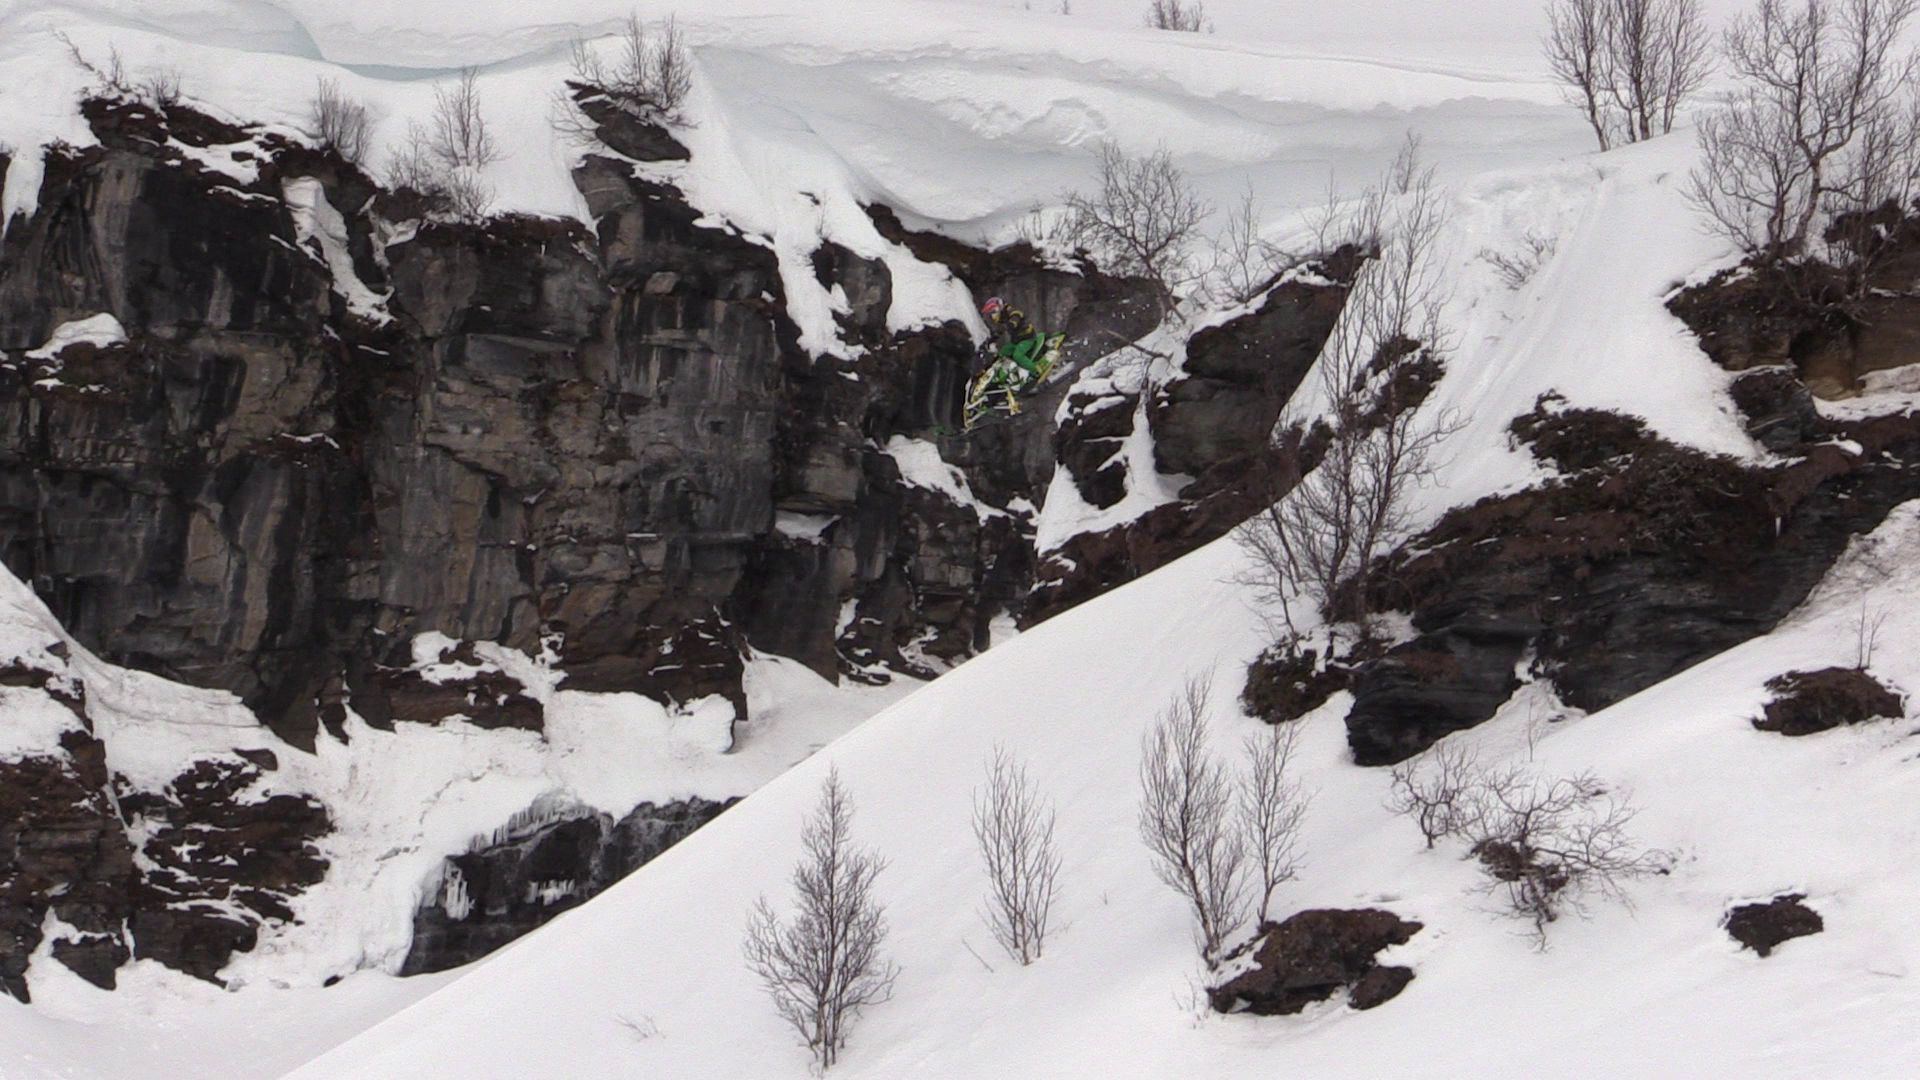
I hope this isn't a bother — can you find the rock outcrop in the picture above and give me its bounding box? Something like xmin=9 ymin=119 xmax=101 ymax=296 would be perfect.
xmin=403 ymin=796 xmax=733 ymax=974
xmin=0 ymin=96 xmax=1158 ymax=754
xmin=1208 ymin=908 xmax=1422 ymax=1015
xmin=1027 ymin=271 xmax=1350 ymax=625
xmin=1725 ymin=894 xmax=1824 ymax=957
xmin=0 ymin=635 xmax=327 ymax=1000
xmin=0 ymin=93 xmax=1178 ymax=984
xmin=1347 ymin=380 xmax=1920 ymax=765
xmin=1752 ymin=667 xmax=1904 ymax=736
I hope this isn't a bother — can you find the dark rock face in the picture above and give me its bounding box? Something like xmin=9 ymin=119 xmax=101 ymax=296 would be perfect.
xmin=0 ymin=97 xmax=1157 ymax=756
xmin=1026 ymin=278 xmax=1348 ymax=626
xmin=1347 ymin=394 xmax=1920 ymax=766
xmin=1209 ymin=908 xmax=1422 ymax=1015
xmin=1725 ymin=894 xmax=1824 ymax=956
xmin=1667 ymin=250 xmax=1920 ymax=399
xmin=402 ymin=796 xmax=733 ymax=974
xmin=0 ymin=94 xmax=1179 ymax=988
xmin=1753 ymin=667 xmax=1904 ymax=736
xmin=1152 ymin=277 xmax=1348 ymax=480
xmin=0 ymin=733 xmax=134 ymax=1000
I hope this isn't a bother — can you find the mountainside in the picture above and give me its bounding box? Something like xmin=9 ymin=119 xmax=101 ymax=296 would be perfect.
xmin=2 ymin=0 xmax=1919 ymax=1078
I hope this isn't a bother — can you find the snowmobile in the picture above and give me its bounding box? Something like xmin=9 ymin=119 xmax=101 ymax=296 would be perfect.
xmin=966 ymin=296 xmax=1066 ymax=430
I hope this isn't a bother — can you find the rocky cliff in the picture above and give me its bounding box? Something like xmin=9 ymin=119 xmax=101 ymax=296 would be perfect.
xmin=0 ymin=92 xmax=1329 ymax=990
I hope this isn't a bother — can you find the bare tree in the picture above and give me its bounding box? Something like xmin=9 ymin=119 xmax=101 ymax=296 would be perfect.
xmin=972 ymin=746 xmax=1063 ymax=965
xmin=744 ymin=769 xmax=898 ymax=1071
xmin=1065 ymin=142 xmax=1210 ymax=316
xmin=1385 ymin=738 xmax=1483 ymax=848
xmin=431 ymin=67 xmax=501 ymax=169
xmin=309 ymin=77 xmax=373 ymax=165
xmin=556 ymin=12 xmax=695 ymax=142
xmin=1145 ymin=0 xmax=1210 ymax=31
xmin=1548 ymin=0 xmax=1618 ymax=149
xmin=383 ymin=67 xmax=501 ymax=219
xmin=1691 ymin=0 xmax=1920 ymax=268
xmin=1236 ymin=136 xmax=1459 ymax=641
xmin=56 ymin=33 xmax=131 ymax=96
xmin=1545 ymin=0 xmax=1711 ymax=151
xmin=1853 ymin=602 xmax=1889 ymax=669
xmin=1239 ymin=720 xmax=1308 ymax=925
xmin=1466 ymin=767 xmax=1672 ymax=946
xmin=385 ymin=122 xmax=492 ymax=218
xmin=1204 ymin=182 xmax=1299 ymax=307
xmin=1138 ymin=676 xmax=1247 ymax=959
xmin=141 ymin=66 xmax=182 ymax=108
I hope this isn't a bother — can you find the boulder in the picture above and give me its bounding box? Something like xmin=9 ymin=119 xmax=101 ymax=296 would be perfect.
xmin=1209 ymin=908 xmax=1423 ymax=1015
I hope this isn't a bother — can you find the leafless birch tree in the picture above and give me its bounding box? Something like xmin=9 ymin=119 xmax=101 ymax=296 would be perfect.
xmin=973 ymin=746 xmax=1063 ymax=965
xmin=554 ymin=12 xmax=695 ymax=141
xmin=309 ymin=77 xmax=372 ymax=165
xmin=1236 ymin=136 xmax=1459 ymax=641
xmin=1139 ymin=676 xmax=1247 ymax=959
xmin=431 ymin=67 xmax=501 ymax=169
xmin=1466 ymin=767 xmax=1672 ymax=946
xmin=1066 ymin=142 xmax=1210 ymax=316
xmin=1385 ymin=738 xmax=1483 ymax=848
xmin=1546 ymin=0 xmax=1712 ymax=150
xmin=744 ymin=769 xmax=898 ymax=1071
xmin=1239 ymin=720 xmax=1308 ymax=925
xmin=1690 ymin=0 xmax=1920 ymax=281
xmin=1145 ymin=0 xmax=1210 ymax=31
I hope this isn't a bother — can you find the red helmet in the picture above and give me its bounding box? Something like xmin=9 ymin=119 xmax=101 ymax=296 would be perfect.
xmin=981 ymin=296 xmax=1005 ymax=318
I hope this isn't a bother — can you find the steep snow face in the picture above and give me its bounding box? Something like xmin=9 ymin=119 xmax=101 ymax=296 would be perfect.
xmin=287 ymin=506 xmax=1920 ymax=1080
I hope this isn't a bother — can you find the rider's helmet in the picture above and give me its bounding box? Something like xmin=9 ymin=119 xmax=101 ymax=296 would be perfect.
xmin=981 ymin=296 xmax=1006 ymax=319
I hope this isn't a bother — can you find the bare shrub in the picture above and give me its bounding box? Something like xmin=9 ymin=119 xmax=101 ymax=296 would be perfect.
xmin=1385 ymin=738 xmax=1482 ymax=847
xmin=1479 ymin=229 xmax=1560 ymax=288
xmin=1239 ymin=720 xmax=1308 ymax=925
xmin=1139 ymin=676 xmax=1246 ymax=959
xmin=1236 ymin=135 xmax=1461 ymax=641
xmin=1145 ymin=0 xmax=1210 ymax=31
xmin=743 ymin=769 xmax=898 ymax=1071
xmin=56 ymin=34 xmax=131 ymax=96
xmin=1204 ymin=182 xmax=1298 ymax=307
xmin=1545 ymin=0 xmax=1713 ymax=150
xmin=431 ymin=67 xmax=501 ymax=169
xmin=384 ymin=68 xmax=501 ymax=219
xmin=141 ymin=66 xmax=182 ymax=107
xmin=1465 ymin=767 xmax=1672 ymax=945
xmin=972 ymin=745 xmax=1063 ymax=965
xmin=1690 ymin=0 xmax=1920 ymax=277
xmin=1065 ymin=142 xmax=1210 ymax=316
xmin=384 ymin=124 xmax=444 ymax=195
xmin=309 ymin=77 xmax=373 ymax=165
xmin=1853 ymin=602 xmax=1888 ymax=669
xmin=557 ymin=12 xmax=695 ymax=141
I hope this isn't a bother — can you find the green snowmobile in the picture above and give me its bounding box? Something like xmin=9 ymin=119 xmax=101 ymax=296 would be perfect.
xmin=966 ymin=296 xmax=1065 ymax=430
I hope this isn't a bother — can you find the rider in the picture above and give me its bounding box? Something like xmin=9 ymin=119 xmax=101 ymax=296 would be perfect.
xmin=980 ymin=296 xmax=1048 ymax=385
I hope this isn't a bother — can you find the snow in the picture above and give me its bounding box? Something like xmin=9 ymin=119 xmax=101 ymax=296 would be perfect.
xmin=25 ymin=313 xmax=127 ymax=359
xmin=774 ymin=511 xmax=837 ymax=543
xmin=283 ymin=176 xmax=392 ymax=324
xmin=2 ymin=0 xmax=1914 ymax=1077
xmin=882 ymin=435 xmax=1005 ymax=520
xmin=0 ymin=551 xmax=918 ymax=1079
xmin=289 ymin=497 xmax=1920 ymax=1080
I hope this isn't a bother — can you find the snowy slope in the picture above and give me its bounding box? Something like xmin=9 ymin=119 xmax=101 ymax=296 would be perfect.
xmin=287 ymin=505 xmax=1920 ymax=1080
xmin=6 ymin=0 xmax=1911 ymax=1077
